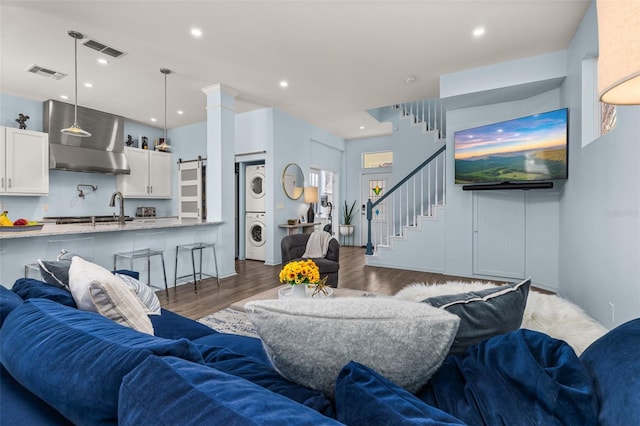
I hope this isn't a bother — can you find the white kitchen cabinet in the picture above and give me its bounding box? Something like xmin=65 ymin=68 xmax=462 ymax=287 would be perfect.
xmin=117 ymin=147 xmax=172 ymax=198
xmin=0 ymin=126 xmax=49 ymax=195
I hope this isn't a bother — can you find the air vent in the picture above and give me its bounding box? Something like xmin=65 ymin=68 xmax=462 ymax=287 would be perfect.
xmin=82 ymin=39 xmax=127 ymax=58
xmin=26 ymin=65 xmax=67 ymax=80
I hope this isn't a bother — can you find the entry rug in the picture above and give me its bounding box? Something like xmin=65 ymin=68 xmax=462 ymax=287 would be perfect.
xmin=198 ymin=308 xmax=258 ymax=338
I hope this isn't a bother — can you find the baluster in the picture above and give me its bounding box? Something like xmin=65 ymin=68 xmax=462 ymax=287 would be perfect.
xmin=405 ymin=184 xmax=409 ymax=229
xmin=435 ymin=157 xmax=439 ymax=206
xmin=412 ymin=176 xmax=416 ymax=225
xmin=428 ymin=163 xmax=432 ymax=216
xmin=442 ymin=151 xmax=446 ymax=205
xmin=440 ymin=102 xmax=444 ymax=139
xmin=420 ymin=168 xmax=424 ymax=216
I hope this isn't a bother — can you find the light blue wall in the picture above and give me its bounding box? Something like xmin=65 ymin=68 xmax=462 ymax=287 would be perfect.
xmin=559 ymin=2 xmax=640 ymax=327
xmin=271 ymin=108 xmax=345 ymax=264
xmin=444 ymin=89 xmax=563 ymax=290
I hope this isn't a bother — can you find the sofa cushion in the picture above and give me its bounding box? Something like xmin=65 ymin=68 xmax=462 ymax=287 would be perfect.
xmin=68 ymin=256 xmax=127 ymax=312
xmin=11 ymin=278 xmax=76 ymax=307
xmin=417 ymin=329 xmax=598 ymax=425
xmin=335 ymin=361 xmax=465 ymax=425
xmin=422 ymin=278 xmax=530 ymax=353
xmin=151 ymin=308 xmax=219 ymax=341
xmin=1 ymin=365 xmax=72 ymax=426
xmin=192 ymin=332 xmax=269 ymax=364
xmin=580 ymin=318 xmax=640 ymax=426
xmin=0 ymin=286 xmax=23 ymax=327
xmin=201 ymin=346 xmax=334 ymax=417
xmin=118 ymin=356 xmax=342 ymax=425
xmin=0 ymin=299 xmax=204 ymax=425
xmin=115 ymin=273 xmax=161 ymax=315
xmin=246 ymin=298 xmax=459 ymax=396
xmin=89 ymin=279 xmax=154 ymax=334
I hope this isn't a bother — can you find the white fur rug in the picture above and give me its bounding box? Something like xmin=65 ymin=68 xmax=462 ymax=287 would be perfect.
xmin=395 ymin=281 xmax=608 ymax=356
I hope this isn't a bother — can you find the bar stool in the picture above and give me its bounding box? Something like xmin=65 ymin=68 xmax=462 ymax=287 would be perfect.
xmin=113 ymin=231 xmax=168 ymax=297
xmin=174 ymin=229 xmax=220 ymax=293
xmin=25 ymin=237 xmax=95 ymax=278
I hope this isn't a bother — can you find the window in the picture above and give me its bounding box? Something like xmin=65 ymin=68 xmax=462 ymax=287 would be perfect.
xmin=582 ymin=57 xmax=616 ymax=148
xmin=362 ymin=151 xmax=393 ymax=169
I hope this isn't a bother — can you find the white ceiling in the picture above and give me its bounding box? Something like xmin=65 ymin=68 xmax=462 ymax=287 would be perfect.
xmin=0 ymin=1 xmax=590 ymax=140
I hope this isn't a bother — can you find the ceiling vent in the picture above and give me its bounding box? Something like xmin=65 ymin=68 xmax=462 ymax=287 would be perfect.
xmin=26 ymin=64 xmax=67 ymax=80
xmin=82 ymin=39 xmax=127 ymax=58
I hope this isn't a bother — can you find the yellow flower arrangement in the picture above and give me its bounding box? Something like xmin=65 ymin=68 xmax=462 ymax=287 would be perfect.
xmin=279 ymin=259 xmax=320 ymax=285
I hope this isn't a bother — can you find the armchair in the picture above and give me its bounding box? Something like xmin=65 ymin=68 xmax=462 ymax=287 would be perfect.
xmin=281 ymin=232 xmax=340 ymax=288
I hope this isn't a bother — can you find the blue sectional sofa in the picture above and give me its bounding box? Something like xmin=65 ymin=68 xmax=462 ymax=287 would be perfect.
xmin=1 ymin=275 xmax=639 ymax=425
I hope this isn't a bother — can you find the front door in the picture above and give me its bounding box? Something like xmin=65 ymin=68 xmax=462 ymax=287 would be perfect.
xmin=360 ymin=172 xmax=391 ymax=248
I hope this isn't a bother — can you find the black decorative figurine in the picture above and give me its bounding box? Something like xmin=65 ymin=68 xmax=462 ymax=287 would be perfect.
xmin=15 ymin=114 xmax=29 ymax=130
xmin=126 ymin=135 xmax=134 ymax=146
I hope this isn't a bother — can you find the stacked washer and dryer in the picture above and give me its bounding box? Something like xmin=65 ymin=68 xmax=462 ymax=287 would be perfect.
xmin=245 ymin=165 xmax=266 ymax=261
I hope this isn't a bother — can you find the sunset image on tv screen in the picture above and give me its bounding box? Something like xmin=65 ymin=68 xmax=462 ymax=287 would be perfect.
xmin=454 ymin=108 xmax=568 ymax=184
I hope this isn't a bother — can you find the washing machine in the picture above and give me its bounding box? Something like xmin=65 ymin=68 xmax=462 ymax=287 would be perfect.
xmin=246 ymin=164 xmax=265 ymax=212
xmin=246 ymin=212 xmax=266 ymax=261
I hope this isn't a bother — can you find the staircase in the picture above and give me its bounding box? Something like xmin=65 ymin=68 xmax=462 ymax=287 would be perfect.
xmin=365 ymin=99 xmax=448 ymax=272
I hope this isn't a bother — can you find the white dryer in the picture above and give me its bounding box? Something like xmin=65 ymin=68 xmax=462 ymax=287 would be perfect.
xmin=246 ymin=212 xmax=266 ymax=261
xmin=246 ymin=164 xmax=265 ymax=212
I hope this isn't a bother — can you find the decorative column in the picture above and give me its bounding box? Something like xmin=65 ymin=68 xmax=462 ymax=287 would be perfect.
xmin=201 ymin=83 xmax=238 ymax=278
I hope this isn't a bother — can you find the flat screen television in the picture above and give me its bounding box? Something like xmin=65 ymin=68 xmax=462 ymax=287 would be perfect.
xmin=454 ymin=108 xmax=568 ymax=185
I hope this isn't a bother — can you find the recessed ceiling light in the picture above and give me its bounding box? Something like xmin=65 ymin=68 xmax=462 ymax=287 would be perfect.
xmin=151 ymin=118 xmax=157 ymax=122
xmin=97 ymin=58 xmax=109 ymax=65
xmin=360 ymin=126 xmax=365 ymax=130
xmin=473 ymin=27 xmax=486 ymax=38
xmin=279 ymin=80 xmax=289 ymax=88
xmin=191 ymin=28 xmax=203 ymax=38
xmin=404 ymin=75 xmax=416 ymax=84
xmin=60 ymin=95 xmax=69 ymax=100
xmin=84 ymin=82 xmax=93 ymax=88
xmin=177 ymin=110 xmax=184 ymax=115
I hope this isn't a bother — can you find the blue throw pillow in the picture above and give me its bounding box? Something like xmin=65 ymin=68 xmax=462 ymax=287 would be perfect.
xmin=11 ymin=278 xmax=76 ymax=307
xmin=0 ymin=299 xmax=204 ymax=425
xmin=201 ymin=346 xmax=334 ymax=417
xmin=423 ymin=278 xmax=530 ymax=353
xmin=118 ymin=356 xmax=342 ymax=426
xmin=0 ymin=286 xmax=23 ymax=327
xmin=580 ymin=318 xmax=640 ymax=426
xmin=335 ymin=361 xmax=465 ymax=425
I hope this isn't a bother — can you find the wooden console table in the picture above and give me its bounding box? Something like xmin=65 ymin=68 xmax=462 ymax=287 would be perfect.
xmin=278 ymin=222 xmax=319 ymax=235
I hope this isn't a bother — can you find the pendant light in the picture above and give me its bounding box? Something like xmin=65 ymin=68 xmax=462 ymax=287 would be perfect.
xmin=61 ymin=30 xmax=91 ymax=137
xmin=156 ymin=68 xmax=172 ymax=151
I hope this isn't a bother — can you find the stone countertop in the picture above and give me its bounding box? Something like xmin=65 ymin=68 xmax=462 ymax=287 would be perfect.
xmin=0 ymin=218 xmax=223 ymax=240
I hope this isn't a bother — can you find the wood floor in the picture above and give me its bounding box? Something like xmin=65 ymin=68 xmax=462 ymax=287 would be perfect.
xmin=159 ymin=246 xmax=484 ymax=319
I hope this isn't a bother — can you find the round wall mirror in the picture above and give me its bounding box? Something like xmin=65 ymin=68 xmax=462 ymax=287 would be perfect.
xmin=282 ymin=163 xmax=304 ymax=200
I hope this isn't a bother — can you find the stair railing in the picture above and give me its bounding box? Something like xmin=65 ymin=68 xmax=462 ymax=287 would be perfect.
xmin=395 ymin=98 xmax=446 ymax=139
xmin=365 ymin=145 xmax=446 ymax=255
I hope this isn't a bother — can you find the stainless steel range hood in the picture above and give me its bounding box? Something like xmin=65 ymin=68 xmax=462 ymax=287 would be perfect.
xmin=44 ymin=100 xmax=130 ymax=174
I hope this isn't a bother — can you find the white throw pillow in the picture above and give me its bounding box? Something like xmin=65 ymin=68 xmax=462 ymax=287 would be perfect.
xmin=89 ymin=280 xmax=154 ymax=335
xmin=116 ymin=273 xmax=161 ymax=315
xmin=68 ymin=257 xmax=127 ymax=312
xmin=246 ymin=298 xmax=460 ymax=396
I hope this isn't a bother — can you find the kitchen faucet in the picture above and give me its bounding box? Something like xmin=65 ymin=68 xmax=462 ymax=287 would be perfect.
xmin=109 ymin=191 xmax=126 ymax=225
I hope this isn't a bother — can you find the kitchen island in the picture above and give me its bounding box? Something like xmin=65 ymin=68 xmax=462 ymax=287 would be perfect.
xmin=0 ymin=218 xmax=224 ymax=290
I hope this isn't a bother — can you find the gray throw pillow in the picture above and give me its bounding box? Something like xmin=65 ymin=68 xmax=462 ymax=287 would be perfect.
xmin=38 ymin=250 xmax=83 ymax=289
xmin=246 ymin=298 xmax=460 ymax=397
xmin=116 ymin=273 xmax=161 ymax=315
xmin=422 ymin=278 xmax=531 ymax=353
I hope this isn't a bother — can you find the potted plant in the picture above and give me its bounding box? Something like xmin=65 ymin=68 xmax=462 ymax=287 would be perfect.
xmin=339 ymin=200 xmax=357 ymax=236
xmin=279 ymin=259 xmax=329 ymax=298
